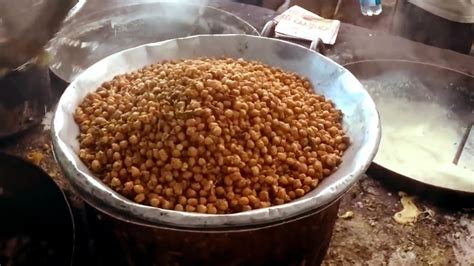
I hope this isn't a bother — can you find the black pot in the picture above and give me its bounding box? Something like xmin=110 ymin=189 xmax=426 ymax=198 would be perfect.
xmin=0 ymin=153 xmax=74 ymax=266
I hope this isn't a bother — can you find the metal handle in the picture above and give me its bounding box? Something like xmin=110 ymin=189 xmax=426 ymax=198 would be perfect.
xmin=261 ymin=19 xmax=327 ymax=55
xmin=260 ymin=20 xmax=277 ymax=38
xmin=310 ymin=38 xmax=326 ymax=55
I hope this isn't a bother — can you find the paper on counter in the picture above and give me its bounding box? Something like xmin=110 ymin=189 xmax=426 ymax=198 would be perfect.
xmin=274 ymin=5 xmax=340 ymax=45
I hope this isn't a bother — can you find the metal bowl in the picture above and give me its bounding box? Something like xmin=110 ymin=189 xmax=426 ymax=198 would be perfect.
xmin=52 ymin=34 xmax=380 ymax=229
xmin=48 ymin=1 xmax=259 ymax=83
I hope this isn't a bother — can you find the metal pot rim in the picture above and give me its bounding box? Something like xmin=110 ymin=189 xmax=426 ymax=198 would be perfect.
xmin=52 ymin=34 xmax=381 ymax=229
xmin=48 ymin=1 xmax=259 ymax=83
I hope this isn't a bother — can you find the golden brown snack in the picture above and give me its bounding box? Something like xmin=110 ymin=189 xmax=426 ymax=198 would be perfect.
xmin=74 ymin=57 xmax=349 ymax=214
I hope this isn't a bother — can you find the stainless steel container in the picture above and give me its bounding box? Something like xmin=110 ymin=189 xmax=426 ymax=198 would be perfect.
xmin=52 ymin=35 xmax=380 ymax=265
